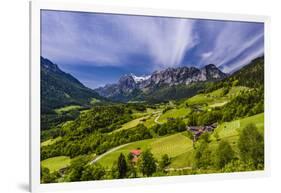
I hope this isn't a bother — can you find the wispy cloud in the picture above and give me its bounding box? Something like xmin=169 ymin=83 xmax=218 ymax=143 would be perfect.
xmin=124 ymin=18 xmax=198 ymax=69
xmin=197 ymin=21 xmax=264 ymax=72
xmin=220 ymin=45 xmax=264 ymax=73
xmin=41 ymin=11 xmax=198 ymax=70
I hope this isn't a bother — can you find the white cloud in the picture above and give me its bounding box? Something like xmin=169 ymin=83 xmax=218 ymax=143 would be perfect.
xmin=201 ymin=51 xmax=213 ymax=59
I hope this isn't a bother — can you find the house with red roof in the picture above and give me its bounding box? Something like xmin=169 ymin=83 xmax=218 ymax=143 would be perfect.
xmin=130 ymin=149 xmax=142 ymax=163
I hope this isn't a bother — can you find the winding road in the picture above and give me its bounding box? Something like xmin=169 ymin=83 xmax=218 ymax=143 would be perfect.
xmin=90 ymin=143 xmax=131 ymax=164
xmin=91 ymin=110 xmax=163 ymax=164
xmin=154 ymin=111 xmax=163 ymax=124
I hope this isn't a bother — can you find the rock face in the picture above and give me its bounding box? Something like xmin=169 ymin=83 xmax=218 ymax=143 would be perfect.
xmin=118 ymin=75 xmax=137 ymax=93
xmin=203 ymin=64 xmax=227 ymax=80
xmin=95 ymin=64 xmax=227 ymax=100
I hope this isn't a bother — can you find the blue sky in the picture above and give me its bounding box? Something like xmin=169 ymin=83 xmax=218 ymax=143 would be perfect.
xmin=41 ymin=10 xmax=264 ymax=89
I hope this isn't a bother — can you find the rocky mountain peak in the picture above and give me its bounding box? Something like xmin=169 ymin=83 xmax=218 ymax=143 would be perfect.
xmin=118 ymin=74 xmax=137 ymax=93
xmin=201 ymin=64 xmax=227 ymax=80
xmin=204 ymin=64 xmax=217 ymax=69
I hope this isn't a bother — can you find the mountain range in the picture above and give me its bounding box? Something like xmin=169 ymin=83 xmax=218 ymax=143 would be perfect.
xmin=95 ymin=64 xmax=227 ymax=102
xmin=41 ymin=56 xmax=263 ymax=109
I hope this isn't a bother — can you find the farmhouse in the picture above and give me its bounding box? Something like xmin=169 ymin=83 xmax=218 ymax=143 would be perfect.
xmin=130 ymin=149 xmax=142 ymax=163
xmin=187 ymin=123 xmax=217 ymax=141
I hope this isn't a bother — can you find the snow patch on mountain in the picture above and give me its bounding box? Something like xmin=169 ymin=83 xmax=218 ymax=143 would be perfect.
xmin=131 ymin=73 xmax=151 ymax=83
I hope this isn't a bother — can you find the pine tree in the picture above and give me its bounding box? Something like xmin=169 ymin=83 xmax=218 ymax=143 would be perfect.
xmin=117 ymin=153 xmax=128 ymax=178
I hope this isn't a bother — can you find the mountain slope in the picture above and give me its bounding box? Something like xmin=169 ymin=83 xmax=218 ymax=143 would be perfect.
xmin=204 ymin=56 xmax=264 ymax=94
xmin=41 ymin=57 xmax=102 ymax=113
xmin=229 ymin=56 xmax=264 ymax=88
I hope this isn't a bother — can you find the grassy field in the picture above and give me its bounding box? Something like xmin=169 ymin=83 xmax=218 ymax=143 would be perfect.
xmin=54 ymin=105 xmax=81 ymax=114
xmin=97 ymin=132 xmax=193 ymax=168
xmin=113 ymin=108 xmax=164 ymax=132
xmin=41 ymin=137 xmax=62 ymax=147
xmin=209 ymin=101 xmax=228 ymax=108
xmin=143 ymin=113 xmax=159 ymax=128
xmin=131 ymin=108 xmax=156 ymax=118
xmin=186 ymin=86 xmax=249 ymax=107
xmin=215 ymin=113 xmax=264 ymax=140
xmin=156 ymin=87 xmax=250 ymax=124
xmin=169 ymin=151 xmax=194 ymax=168
xmin=227 ymin=86 xmax=250 ymax=98
xmin=158 ymin=107 xmax=191 ymax=123
xmin=90 ymin=98 xmax=101 ymax=104
xmin=41 ymin=156 xmax=71 ymax=172
xmin=113 ymin=115 xmax=150 ymax=133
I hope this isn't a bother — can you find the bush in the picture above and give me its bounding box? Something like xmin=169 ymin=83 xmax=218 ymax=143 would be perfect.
xmin=194 ymin=141 xmax=212 ymax=169
xmin=139 ymin=149 xmax=157 ymax=177
xmin=159 ymin=154 xmax=171 ymax=171
xmin=80 ymin=164 xmax=105 ymax=181
xmin=221 ymin=160 xmax=257 ymax=172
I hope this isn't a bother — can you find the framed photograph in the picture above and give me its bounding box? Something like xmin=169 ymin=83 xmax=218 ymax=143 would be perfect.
xmin=30 ymin=1 xmax=270 ymax=192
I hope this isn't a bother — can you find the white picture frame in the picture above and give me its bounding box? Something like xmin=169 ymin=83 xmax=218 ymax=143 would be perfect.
xmin=30 ymin=1 xmax=270 ymax=192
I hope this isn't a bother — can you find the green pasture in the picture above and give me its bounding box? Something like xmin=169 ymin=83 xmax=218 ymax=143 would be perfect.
xmin=215 ymin=113 xmax=264 ymax=140
xmin=186 ymin=86 xmax=250 ymax=107
xmin=90 ymin=98 xmax=101 ymax=104
xmin=41 ymin=156 xmax=71 ymax=172
xmin=113 ymin=115 xmax=150 ymax=133
xmin=158 ymin=107 xmax=191 ymax=123
xmin=54 ymin=105 xmax=81 ymax=114
xmin=97 ymin=133 xmax=193 ymax=168
xmin=41 ymin=137 xmax=62 ymax=147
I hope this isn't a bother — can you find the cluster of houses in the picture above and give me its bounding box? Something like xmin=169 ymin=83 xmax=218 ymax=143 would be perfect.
xmin=187 ymin=123 xmax=217 ymax=141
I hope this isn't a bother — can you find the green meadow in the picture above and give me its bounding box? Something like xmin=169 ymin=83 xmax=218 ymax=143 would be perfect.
xmin=41 ymin=156 xmax=71 ymax=172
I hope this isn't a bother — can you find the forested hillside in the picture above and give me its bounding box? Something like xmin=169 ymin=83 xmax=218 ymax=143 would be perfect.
xmin=41 ymin=57 xmax=102 ymax=113
xmin=40 ymin=57 xmax=104 ymax=130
